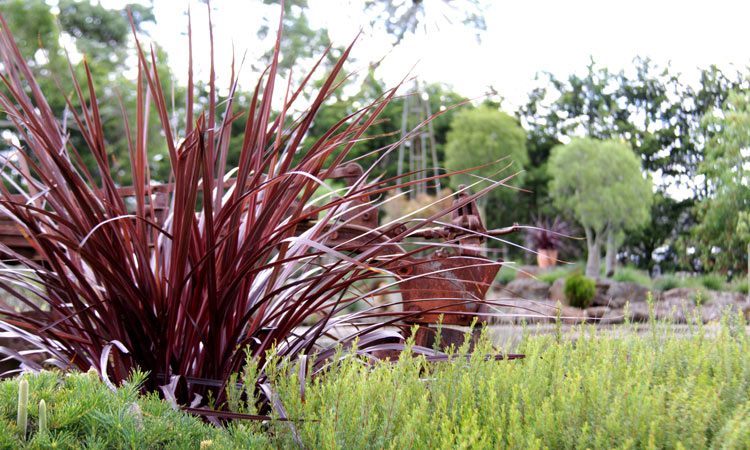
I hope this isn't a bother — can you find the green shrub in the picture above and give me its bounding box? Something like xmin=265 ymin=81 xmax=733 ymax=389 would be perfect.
xmin=267 ymin=319 xmax=750 ymax=449
xmin=653 ymin=273 xmax=724 ymax=292
xmin=612 ymin=266 xmax=652 ymax=288
xmin=537 ymin=263 xmax=581 ymax=284
xmin=699 ymin=273 xmax=726 ymax=291
xmin=730 ymin=276 xmax=749 ymax=295
xmin=4 ymin=320 xmax=750 ymax=448
xmin=563 ymin=272 xmax=595 ymax=308
xmin=0 ymin=371 xmax=269 ymax=449
xmin=654 ymin=274 xmax=682 ymax=292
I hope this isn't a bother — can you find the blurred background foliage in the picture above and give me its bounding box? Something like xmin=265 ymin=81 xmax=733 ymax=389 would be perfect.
xmin=1 ymin=0 xmax=749 ymax=277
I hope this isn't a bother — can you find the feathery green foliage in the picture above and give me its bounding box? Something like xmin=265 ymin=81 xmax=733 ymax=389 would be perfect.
xmin=612 ymin=266 xmax=653 ymax=288
xmin=261 ymin=317 xmax=750 ymax=448
xmin=0 ymin=371 xmax=269 ymax=448
xmin=0 ymin=318 xmax=748 ymax=447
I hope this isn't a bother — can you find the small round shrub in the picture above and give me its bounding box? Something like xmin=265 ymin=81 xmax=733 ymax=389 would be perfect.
xmin=699 ymin=273 xmax=725 ymax=291
xmin=563 ymin=272 xmax=595 ymax=308
xmin=730 ymin=277 xmax=748 ymax=295
xmin=653 ymin=275 xmax=681 ymax=292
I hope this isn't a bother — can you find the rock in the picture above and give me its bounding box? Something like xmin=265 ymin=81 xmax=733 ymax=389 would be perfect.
xmin=606 ymin=282 xmax=652 ymax=308
xmin=700 ymin=304 xmax=725 ymax=323
xmin=489 ymin=299 xmax=556 ymax=324
xmin=654 ymin=300 xmax=688 ymax=323
xmin=504 ymin=279 xmax=550 ymax=300
xmin=515 ymin=265 xmax=544 ymax=280
xmin=662 ymin=287 xmax=701 ymax=301
xmin=560 ymin=304 xmax=587 ymax=324
xmin=585 ymin=306 xmax=611 ymax=319
xmin=623 ymin=297 xmax=690 ymax=323
xmin=700 ymin=301 xmax=749 ymax=323
xmin=627 ymin=302 xmax=650 ymax=322
xmin=600 ymin=308 xmax=626 ymax=324
xmin=492 ymin=298 xmax=587 ymax=324
xmin=549 ymin=278 xmax=567 ymax=303
xmin=706 ymin=291 xmax=745 ymax=307
xmin=591 ymin=278 xmax=615 ymax=306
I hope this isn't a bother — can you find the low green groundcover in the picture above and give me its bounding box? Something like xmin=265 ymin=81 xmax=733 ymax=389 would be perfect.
xmin=1 ymin=314 xmax=749 ymax=448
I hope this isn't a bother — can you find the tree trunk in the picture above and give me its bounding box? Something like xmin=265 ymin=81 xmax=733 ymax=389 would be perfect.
xmin=584 ymin=226 xmax=602 ymax=279
xmin=605 ymin=229 xmax=617 ymax=277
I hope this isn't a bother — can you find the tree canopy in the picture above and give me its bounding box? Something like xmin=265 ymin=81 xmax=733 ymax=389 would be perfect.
xmin=548 ymin=138 xmax=652 ymax=277
xmin=691 ymin=91 xmax=750 ymax=273
xmin=2 ymin=0 xmax=749 ymax=274
xmin=444 ymin=106 xmax=527 ymax=192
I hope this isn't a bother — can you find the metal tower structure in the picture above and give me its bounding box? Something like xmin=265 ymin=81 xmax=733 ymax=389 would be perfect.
xmin=397 ymin=81 xmax=440 ymax=196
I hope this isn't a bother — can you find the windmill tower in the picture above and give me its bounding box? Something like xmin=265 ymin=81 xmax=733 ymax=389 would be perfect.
xmin=397 ymin=81 xmax=441 ymax=196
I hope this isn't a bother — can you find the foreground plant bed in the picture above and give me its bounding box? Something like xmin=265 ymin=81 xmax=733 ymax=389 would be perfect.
xmin=1 ymin=319 xmax=749 ymax=448
xmin=0 ymin=370 xmax=269 ymax=449
xmin=261 ymin=320 xmax=750 ymax=448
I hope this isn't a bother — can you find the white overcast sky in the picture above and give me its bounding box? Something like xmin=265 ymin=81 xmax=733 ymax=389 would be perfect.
xmin=97 ymin=0 xmax=750 ymax=112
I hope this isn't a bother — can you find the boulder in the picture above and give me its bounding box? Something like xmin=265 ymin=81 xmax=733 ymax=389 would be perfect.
xmin=517 ymin=299 xmax=585 ymax=324
xmin=600 ymin=308 xmax=626 ymax=324
xmin=700 ymin=301 xmax=750 ymax=323
xmin=626 ymin=302 xmax=651 ymax=322
xmin=585 ymin=306 xmax=611 ymax=319
xmin=654 ymin=300 xmax=688 ymax=323
xmin=590 ymin=278 xmax=615 ymax=306
xmin=662 ymin=287 xmax=702 ymax=302
xmin=549 ymin=278 xmax=567 ymax=303
xmin=514 ymin=265 xmax=544 ymax=280
xmin=560 ymin=304 xmax=587 ymax=324
xmin=706 ymin=291 xmax=745 ymax=307
xmin=606 ymin=282 xmax=652 ymax=308
xmin=505 ymin=278 xmax=550 ymax=300
xmin=488 ymin=299 xmax=557 ymax=324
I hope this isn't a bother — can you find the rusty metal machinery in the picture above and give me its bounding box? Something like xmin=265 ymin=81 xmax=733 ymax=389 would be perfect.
xmin=298 ymin=166 xmax=519 ymax=348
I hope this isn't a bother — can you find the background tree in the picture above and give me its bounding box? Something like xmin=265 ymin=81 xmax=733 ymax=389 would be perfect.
xmin=548 ymin=138 xmax=652 ymax=277
xmin=516 ymin=85 xmax=563 ymax=221
xmin=520 ymin=58 xmax=750 ymax=272
xmin=0 ymin=0 xmax=165 ymax=185
xmin=363 ymin=0 xmax=487 ymax=47
xmin=737 ymin=212 xmax=750 ymax=304
xmin=692 ymin=90 xmax=750 ymax=273
xmin=444 ymin=105 xmax=527 ymax=228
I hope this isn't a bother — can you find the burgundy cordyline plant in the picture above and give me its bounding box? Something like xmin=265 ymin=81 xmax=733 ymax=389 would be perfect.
xmin=0 ymin=5 xmax=517 ymax=417
xmin=524 ymin=215 xmax=578 ymax=254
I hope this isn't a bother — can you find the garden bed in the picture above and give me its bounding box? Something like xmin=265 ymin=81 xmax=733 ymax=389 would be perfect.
xmin=2 ymin=316 xmax=748 ymax=448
